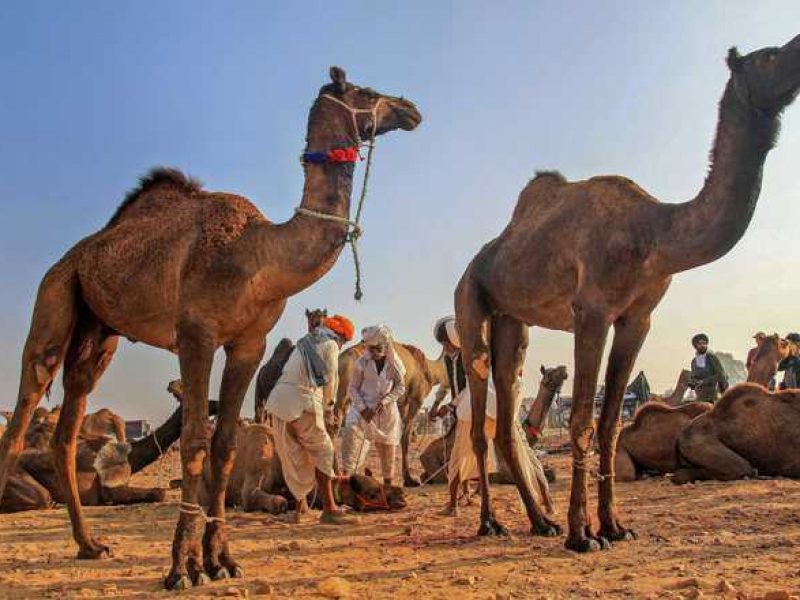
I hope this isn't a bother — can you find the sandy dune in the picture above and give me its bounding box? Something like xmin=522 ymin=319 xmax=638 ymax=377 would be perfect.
xmin=0 ymin=454 xmax=798 ymax=599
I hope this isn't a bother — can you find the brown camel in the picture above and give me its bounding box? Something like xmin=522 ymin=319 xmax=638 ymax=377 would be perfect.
xmin=0 ymin=401 xmax=210 ymax=513
xmin=334 ymin=340 xmax=449 ymax=486
xmin=674 ymin=383 xmax=800 ymax=483
xmin=521 ymin=365 xmax=569 ymax=447
xmin=746 ymin=333 xmax=789 ymax=386
xmin=454 ymin=36 xmax=800 ymax=550
xmin=198 ymin=420 xmax=405 ymax=514
xmin=20 ymin=406 xmax=127 ymax=452
xmin=0 ymin=67 xmax=420 ymax=589
xmin=614 ymin=400 xmax=712 ymax=482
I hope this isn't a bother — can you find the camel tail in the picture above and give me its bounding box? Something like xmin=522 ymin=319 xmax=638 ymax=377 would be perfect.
xmin=0 ymin=255 xmax=81 ymax=498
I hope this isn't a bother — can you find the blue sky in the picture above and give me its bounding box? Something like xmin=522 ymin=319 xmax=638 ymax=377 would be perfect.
xmin=1 ymin=1 xmax=799 ymax=421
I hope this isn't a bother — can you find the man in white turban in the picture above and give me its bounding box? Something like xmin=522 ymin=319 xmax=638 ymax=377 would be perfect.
xmin=341 ymin=325 xmax=406 ymax=485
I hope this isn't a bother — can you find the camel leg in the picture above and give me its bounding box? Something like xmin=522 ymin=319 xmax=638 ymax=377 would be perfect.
xmin=455 ymin=276 xmax=502 ymax=536
xmin=165 ymin=324 xmax=215 ymax=591
xmin=0 ymin=266 xmax=77 ymax=501
xmin=673 ymin=420 xmax=755 ymax=484
xmin=491 ymin=315 xmax=560 ymax=537
xmin=614 ymin=444 xmax=638 ymax=482
xmin=202 ymin=337 xmax=265 ymax=581
xmin=565 ymin=307 xmax=610 ymax=553
xmin=53 ymin=316 xmax=118 ymax=559
xmin=400 ymin=397 xmax=422 ymax=487
xmin=596 ymin=313 xmax=649 ymax=542
xmin=1 ymin=471 xmax=53 ymax=512
xmin=102 ymin=485 xmax=166 ymax=505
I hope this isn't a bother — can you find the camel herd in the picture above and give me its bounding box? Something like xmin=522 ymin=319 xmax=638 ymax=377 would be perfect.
xmin=0 ymin=33 xmax=799 ymax=590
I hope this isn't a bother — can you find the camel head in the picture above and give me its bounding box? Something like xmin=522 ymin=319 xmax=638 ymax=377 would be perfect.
xmin=309 ymin=67 xmax=422 ymax=145
xmin=727 ymin=34 xmax=800 ymax=116
xmin=747 ymin=333 xmax=787 ymax=387
xmin=539 ymin=365 xmax=569 ymax=393
xmin=339 ymin=474 xmax=406 ymax=511
xmin=305 ymin=308 xmax=328 ymax=332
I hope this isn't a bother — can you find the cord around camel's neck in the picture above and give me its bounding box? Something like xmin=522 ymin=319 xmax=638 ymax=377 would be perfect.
xmin=658 ymin=82 xmax=781 ymax=274
xmin=241 ymin=99 xmax=358 ymax=299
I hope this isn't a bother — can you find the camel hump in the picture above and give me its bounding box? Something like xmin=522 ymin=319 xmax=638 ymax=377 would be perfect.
xmin=531 ymin=170 xmax=567 ymax=184
xmin=107 ymin=167 xmax=203 ymax=227
xmin=255 ymin=338 xmax=296 ymax=404
xmin=399 ymin=343 xmax=432 ymax=383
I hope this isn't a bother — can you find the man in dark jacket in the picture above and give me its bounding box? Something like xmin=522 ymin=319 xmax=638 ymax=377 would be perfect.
xmin=688 ymin=333 xmax=728 ymax=403
xmin=777 ymin=332 xmax=800 ymax=390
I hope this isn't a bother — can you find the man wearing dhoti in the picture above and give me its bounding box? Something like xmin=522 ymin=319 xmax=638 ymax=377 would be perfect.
xmin=265 ymin=314 xmax=356 ymax=524
xmin=341 ymin=325 xmax=406 ymax=486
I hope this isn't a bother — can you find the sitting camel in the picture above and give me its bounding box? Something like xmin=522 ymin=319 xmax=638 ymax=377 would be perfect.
xmin=20 ymin=405 xmax=127 ymax=452
xmin=0 ymin=402 xmax=203 ymax=513
xmin=673 ymin=383 xmax=800 ymax=484
xmin=614 ymin=400 xmax=712 ymax=482
xmin=198 ymin=420 xmax=406 ymax=513
xmin=746 ymin=333 xmax=789 ymax=387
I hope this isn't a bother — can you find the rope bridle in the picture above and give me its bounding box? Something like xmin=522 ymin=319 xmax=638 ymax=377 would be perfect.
xmin=295 ymin=93 xmax=384 ymax=301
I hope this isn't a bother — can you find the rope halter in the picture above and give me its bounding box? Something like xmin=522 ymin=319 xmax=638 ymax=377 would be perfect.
xmin=295 ymin=93 xmax=385 ymax=301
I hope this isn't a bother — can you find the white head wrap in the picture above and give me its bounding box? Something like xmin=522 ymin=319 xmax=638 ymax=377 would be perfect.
xmin=361 ymin=325 xmax=406 ymax=378
xmin=433 ymin=316 xmax=460 ymax=349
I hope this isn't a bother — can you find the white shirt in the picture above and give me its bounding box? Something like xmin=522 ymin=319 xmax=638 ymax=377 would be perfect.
xmin=265 ymin=339 xmax=339 ymax=423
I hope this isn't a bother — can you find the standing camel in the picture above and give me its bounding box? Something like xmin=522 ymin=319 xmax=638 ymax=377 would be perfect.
xmin=454 ymin=36 xmax=800 ymax=551
xmin=0 ymin=67 xmax=420 ymax=589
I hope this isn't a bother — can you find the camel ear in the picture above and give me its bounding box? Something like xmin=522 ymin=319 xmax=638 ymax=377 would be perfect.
xmin=329 ymin=66 xmax=347 ymax=93
xmin=727 ymin=47 xmax=743 ymax=72
xmin=540 ymin=365 xmax=546 ymax=375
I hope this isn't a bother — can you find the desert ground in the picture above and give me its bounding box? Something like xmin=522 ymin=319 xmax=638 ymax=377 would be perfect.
xmin=0 ymin=450 xmax=797 ymax=600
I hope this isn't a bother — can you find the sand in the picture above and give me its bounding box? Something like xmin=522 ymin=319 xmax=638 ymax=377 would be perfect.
xmin=0 ymin=454 xmax=798 ymax=599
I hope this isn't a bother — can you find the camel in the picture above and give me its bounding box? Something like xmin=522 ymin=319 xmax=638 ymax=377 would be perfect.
xmin=614 ymin=400 xmax=712 ymax=482
xmin=674 ymin=383 xmax=800 ymax=483
xmin=19 ymin=406 xmax=127 ymax=452
xmin=521 ymin=365 xmax=569 ymax=446
xmin=746 ymin=333 xmax=789 ymax=387
xmin=453 ymin=36 xmax=800 ymax=550
xmin=305 ymin=308 xmax=328 ymax=332
xmin=0 ymin=401 xmax=211 ymax=513
xmin=0 ymin=67 xmax=420 ymax=589
xmin=334 ymin=340 xmax=449 ymax=486
xmin=198 ymin=420 xmax=405 ymax=514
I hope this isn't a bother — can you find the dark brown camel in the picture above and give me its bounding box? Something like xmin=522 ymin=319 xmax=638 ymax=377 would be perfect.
xmin=454 ymin=36 xmax=800 ymax=550
xmin=0 ymin=67 xmax=420 ymax=589
xmin=674 ymin=383 xmax=800 ymax=483
xmin=746 ymin=333 xmax=789 ymax=387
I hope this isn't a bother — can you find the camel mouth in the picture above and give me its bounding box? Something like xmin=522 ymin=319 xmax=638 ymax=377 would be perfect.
xmin=393 ymin=99 xmax=422 ymax=131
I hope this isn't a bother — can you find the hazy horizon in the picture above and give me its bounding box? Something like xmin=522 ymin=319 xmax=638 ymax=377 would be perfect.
xmin=2 ymin=1 xmax=799 ymax=423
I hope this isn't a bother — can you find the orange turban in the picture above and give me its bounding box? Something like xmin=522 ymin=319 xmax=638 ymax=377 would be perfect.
xmin=324 ymin=315 xmax=355 ymax=342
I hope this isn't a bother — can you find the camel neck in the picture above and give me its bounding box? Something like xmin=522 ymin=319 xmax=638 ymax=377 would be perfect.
xmin=657 ymin=82 xmax=780 ymax=274
xmin=525 ymin=380 xmax=560 ymax=432
xmin=239 ymin=100 xmax=360 ymax=300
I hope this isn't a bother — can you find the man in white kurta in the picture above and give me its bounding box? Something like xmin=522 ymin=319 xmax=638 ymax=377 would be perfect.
xmin=341 ymin=325 xmax=406 ymax=485
xmin=265 ymin=315 xmax=355 ymax=524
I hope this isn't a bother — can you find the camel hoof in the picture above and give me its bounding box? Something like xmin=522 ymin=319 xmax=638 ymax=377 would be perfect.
xmin=477 ymin=519 xmax=509 ymax=537
xmin=598 ymin=536 xmax=611 ymax=550
xmin=532 ymin=522 xmax=562 ymax=537
xmin=602 ymin=528 xmax=636 ymax=542
xmin=77 ymin=543 xmax=111 ymax=560
xmin=403 ymin=477 xmax=421 ymax=488
xmin=230 ymin=566 xmax=245 ymax=579
xmin=164 ymin=575 xmax=192 ymax=591
xmin=194 ymin=572 xmax=211 ymax=587
xmin=565 ymin=537 xmax=601 ymax=553
xmin=211 ymin=567 xmax=230 ymax=581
